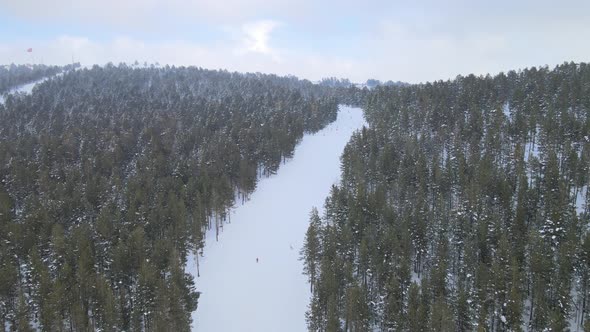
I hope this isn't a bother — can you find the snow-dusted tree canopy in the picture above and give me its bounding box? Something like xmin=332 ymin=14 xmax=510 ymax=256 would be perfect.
xmin=2 ymin=59 xmax=588 ymax=331
xmin=303 ymin=62 xmax=590 ymax=331
xmin=0 ymin=64 xmax=346 ymax=330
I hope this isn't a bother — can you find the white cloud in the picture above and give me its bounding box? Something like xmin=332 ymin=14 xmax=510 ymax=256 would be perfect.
xmin=235 ymin=20 xmax=281 ymax=62
xmin=2 ymin=0 xmax=590 ymax=83
xmin=0 ymin=34 xmax=361 ymax=82
xmin=355 ymin=16 xmax=590 ymax=83
xmin=241 ymin=20 xmax=278 ymax=55
xmin=0 ymin=0 xmax=307 ymax=27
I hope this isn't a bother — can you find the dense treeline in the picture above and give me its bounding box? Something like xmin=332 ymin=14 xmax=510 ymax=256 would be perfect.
xmin=0 ymin=64 xmax=338 ymax=330
xmin=303 ymin=62 xmax=590 ymax=331
xmin=333 ymin=85 xmax=368 ymax=109
xmin=0 ymin=64 xmax=74 ymax=94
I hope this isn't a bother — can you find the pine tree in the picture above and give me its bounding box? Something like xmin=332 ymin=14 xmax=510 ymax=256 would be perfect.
xmin=301 ymin=208 xmax=322 ymax=292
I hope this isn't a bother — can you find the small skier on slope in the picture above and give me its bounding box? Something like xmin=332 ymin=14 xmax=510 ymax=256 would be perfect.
xmin=256 ymin=257 xmax=259 ymax=263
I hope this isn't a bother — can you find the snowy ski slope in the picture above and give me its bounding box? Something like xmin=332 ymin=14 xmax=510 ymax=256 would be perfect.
xmin=187 ymin=105 xmax=366 ymax=332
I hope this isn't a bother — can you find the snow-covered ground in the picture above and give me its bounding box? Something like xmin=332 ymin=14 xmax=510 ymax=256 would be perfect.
xmin=576 ymin=185 xmax=587 ymax=216
xmin=10 ymin=79 xmax=44 ymax=95
xmin=186 ymin=106 xmax=366 ymax=332
xmin=0 ymin=73 xmax=63 ymax=104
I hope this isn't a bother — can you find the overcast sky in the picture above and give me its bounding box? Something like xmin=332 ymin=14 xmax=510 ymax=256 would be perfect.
xmin=0 ymin=0 xmax=589 ymax=83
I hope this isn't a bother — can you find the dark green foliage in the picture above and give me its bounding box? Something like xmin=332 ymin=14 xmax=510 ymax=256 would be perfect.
xmin=306 ymin=62 xmax=590 ymax=331
xmin=0 ymin=64 xmax=338 ymax=329
xmin=301 ymin=208 xmax=322 ymax=293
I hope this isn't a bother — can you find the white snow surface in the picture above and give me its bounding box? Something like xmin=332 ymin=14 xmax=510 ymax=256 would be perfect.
xmin=524 ymin=140 xmax=539 ymax=163
xmin=503 ymin=102 xmax=511 ymax=121
xmin=11 ymin=79 xmax=43 ymax=95
xmin=0 ymin=73 xmax=63 ymax=104
xmin=186 ymin=106 xmax=366 ymax=332
xmin=577 ymin=185 xmax=588 ymax=215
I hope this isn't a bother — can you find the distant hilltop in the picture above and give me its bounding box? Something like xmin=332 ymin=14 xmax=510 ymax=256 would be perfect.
xmin=317 ymin=77 xmax=409 ymax=89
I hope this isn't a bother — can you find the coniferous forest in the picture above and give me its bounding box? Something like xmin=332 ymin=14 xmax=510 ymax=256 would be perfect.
xmin=0 ymin=64 xmax=343 ymax=330
xmin=302 ymin=62 xmax=590 ymax=331
xmin=0 ymin=64 xmax=74 ymax=94
xmin=1 ymin=59 xmax=589 ymax=332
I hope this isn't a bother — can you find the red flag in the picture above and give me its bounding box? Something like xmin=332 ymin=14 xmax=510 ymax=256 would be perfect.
xmin=26 ymin=48 xmax=32 ymax=52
